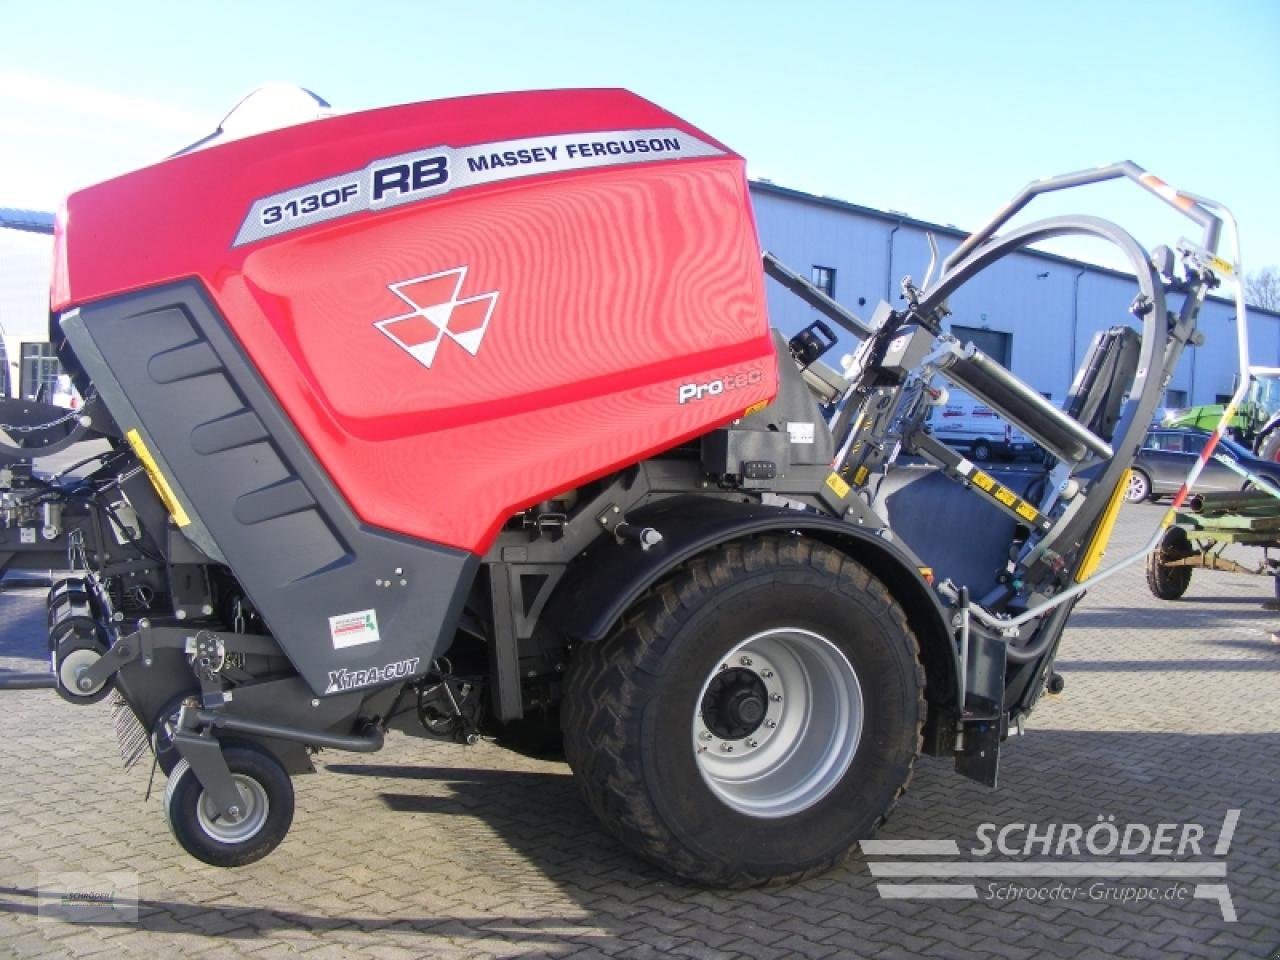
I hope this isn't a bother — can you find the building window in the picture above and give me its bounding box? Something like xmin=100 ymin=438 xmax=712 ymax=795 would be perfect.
xmin=950 ymin=324 xmax=1012 ymax=368
xmin=20 ymin=343 xmax=61 ymax=402
xmin=811 ymin=266 xmax=836 ymax=298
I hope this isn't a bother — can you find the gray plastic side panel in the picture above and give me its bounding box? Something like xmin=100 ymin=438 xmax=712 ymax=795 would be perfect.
xmin=62 ymin=308 xmax=226 ymax=563
xmin=68 ymin=283 xmax=477 ymax=698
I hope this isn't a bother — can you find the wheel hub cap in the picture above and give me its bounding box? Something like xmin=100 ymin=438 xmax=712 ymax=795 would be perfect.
xmin=701 ymin=668 xmax=768 ymax=739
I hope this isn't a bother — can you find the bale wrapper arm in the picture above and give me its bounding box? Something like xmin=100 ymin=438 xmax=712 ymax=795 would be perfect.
xmin=767 ymin=162 xmax=1242 ymax=783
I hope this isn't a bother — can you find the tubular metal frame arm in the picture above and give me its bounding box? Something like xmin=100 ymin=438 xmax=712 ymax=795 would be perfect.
xmin=918 ymin=164 xmax=1235 ymax=636
xmin=943 ymin=162 xmax=1222 ymax=275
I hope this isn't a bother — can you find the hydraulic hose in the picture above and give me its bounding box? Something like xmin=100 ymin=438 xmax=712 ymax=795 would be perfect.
xmin=1004 ymin=592 xmax=1076 ymax=664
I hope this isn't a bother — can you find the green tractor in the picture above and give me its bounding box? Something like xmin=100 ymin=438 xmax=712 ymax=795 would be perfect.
xmin=1167 ymin=372 xmax=1280 ymax=461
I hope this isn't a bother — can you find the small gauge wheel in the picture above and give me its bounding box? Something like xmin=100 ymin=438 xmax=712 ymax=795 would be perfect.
xmin=54 ymin=634 xmax=113 ymax=705
xmin=163 ymin=743 xmax=294 ymax=867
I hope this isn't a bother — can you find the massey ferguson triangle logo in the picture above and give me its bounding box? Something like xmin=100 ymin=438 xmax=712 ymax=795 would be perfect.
xmin=374 ymin=266 xmax=499 ymax=368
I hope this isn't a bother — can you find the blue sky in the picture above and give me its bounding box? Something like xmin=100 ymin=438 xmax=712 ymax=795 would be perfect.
xmin=2 ymin=0 xmax=1277 ymax=271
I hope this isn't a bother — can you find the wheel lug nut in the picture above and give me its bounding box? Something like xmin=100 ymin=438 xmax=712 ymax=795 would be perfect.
xmin=770 ymin=693 xmax=782 ymax=702
xmin=746 ymin=738 xmax=758 ymax=748
xmin=762 ymin=670 xmax=774 ymax=679
xmin=720 ymin=743 xmax=733 ymax=752
xmin=699 ymin=730 xmax=712 ymax=741
xmin=740 ymin=656 xmax=753 ymax=666
xmin=765 ymin=720 xmax=777 ymax=728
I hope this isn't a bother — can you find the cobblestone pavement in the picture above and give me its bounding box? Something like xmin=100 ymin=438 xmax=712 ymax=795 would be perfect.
xmin=0 ymin=502 xmax=1277 ymax=959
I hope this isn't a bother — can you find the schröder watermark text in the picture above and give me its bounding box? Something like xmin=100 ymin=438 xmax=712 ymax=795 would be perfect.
xmin=38 ymin=871 xmax=139 ymax=924
xmin=861 ymin=810 xmax=1239 ymax=921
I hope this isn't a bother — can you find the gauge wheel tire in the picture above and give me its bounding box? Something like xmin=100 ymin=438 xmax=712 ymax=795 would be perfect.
xmin=1125 ymin=469 xmax=1152 ymax=503
xmin=971 ymin=440 xmax=992 ymax=462
xmin=164 ymin=743 xmax=294 ymax=867
xmin=1259 ymin=431 xmax=1280 ymax=463
xmin=1146 ymin=526 xmax=1195 ymax=601
xmin=562 ymin=535 xmax=925 ymax=888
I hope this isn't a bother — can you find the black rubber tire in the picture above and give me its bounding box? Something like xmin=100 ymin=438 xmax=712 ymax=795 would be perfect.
xmin=163 ymin=743 xmax=294 ymax=867
xmin=1258 ymin=430 xmax=1280 ymax=463
xmin=561 ymin=535 xmax=925 ymax=888
xmin=971 ymin=440 xmax=992 ymax=462
xmin=1125 ymin=469 xmax=1152 ymax=503
xmin=1146 ymin=527 xmax=1194 ymax=600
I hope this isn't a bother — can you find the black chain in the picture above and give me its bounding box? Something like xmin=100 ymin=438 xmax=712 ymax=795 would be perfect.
xmin=0 ymin=392 xmax=94 ymax=434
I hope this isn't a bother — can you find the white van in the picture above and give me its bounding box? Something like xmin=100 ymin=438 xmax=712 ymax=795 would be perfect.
xmin=929 ymin=388 xmax=1039 ymax=462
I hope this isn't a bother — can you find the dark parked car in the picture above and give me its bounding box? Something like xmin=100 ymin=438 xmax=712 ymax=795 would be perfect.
xmin=1126 ymin=427 xmax=1280 ymax=502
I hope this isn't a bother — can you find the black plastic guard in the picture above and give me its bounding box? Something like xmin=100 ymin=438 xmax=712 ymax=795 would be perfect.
xmin=956 ymin=716 xmax=1002 ymax=788
xmin=551 ymin=496 xmax=952 ymax=668
xmin=60 ymin=282 xmax=477 ymax=698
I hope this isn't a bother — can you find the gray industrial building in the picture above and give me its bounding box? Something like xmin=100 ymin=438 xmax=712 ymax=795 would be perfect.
xmin=750 ymin=180 xmax=1277 ymax=409
xmin=3 ymin=187 xmax=1276 ymax=407
xmin=0 ymin=209 xmax=59 ymax=400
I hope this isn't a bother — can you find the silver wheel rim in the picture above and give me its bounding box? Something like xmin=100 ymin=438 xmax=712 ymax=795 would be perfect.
xmin=58 ymin=648 xmax=104 ymax=697
xmin=1127 ymin=472 xmax=1146 ymax=501
xmin=692 ymin=627 xmax=863 ymax=818
xmin=196 ymin=774 xmax=270 ymax=844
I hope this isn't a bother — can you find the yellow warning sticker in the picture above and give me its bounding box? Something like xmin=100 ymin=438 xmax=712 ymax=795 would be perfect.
xmin=743 ymin=400 xmax=770 ymax=417
xmin=825 ymin=472 xmax=851 ymax=499
xmin=853 ymin=465 xmax=869 ymax=486
xmin=126 ymin=428 xmax=191 ymax=527
xmin=1207 ymin=254 xmax=1235 ymax=277
xmin=994 ymin=487 xmax=1017 ymax=507
xmin=1015 ymin=501 xmax=1039 ymax=522
xmin=971 ymin=471 xmax=995 ymax=492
